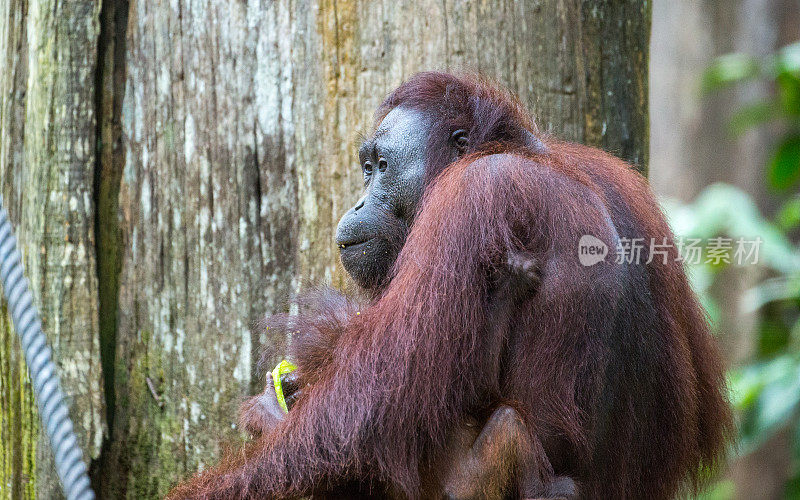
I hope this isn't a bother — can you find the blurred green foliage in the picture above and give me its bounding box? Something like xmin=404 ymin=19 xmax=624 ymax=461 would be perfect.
xmin=672 ymin=41 xmax=800 ymax=499
xmin=704 ymin=41 xmax=800 ymax=192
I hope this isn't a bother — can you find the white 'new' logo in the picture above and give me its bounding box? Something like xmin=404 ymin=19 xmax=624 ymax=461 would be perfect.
xmin=578 ymin=235 xmax=608 ymax=266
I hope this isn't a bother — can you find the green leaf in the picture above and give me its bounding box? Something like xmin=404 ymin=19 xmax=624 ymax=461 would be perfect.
xmin=733 ymin=356 xmax=800 ymax=452
xmin=728 ymin=101 xmax=779 ymax=136
xmin=769 ymin=135 xmax=800 ymax=190
xmin=785 ymin=473 xmax=800 ymax=500
xmin=777 ymin=72 xmax=800 ymax=116
xmin=777 ymin=197 xmax=800 ymax=231
xmin=758 ymin=309 xmax=792 ymax=357
xmin=702 ymin=53 xmax=760 ymax=93
xmin=693 ymin=480 xmax=736 ymax=500
xmin=755 ymin=373 xmax=800 ymax=438
xmin=743 ymin=276 xmax=800 ymax=313
xmin=663 ymin=183 xmax=800 ymax=275
xmin=775 ymin=41 xmax=800 ymax=75
xmin=729 ymin=367 xmax=765 ymax=410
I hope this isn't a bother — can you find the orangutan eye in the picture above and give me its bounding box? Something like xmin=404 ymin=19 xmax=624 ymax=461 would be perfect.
xmin=363 ymin=162 xmax=373 ymax=176
xmin=378 ymin=158 xmax=388 ymax=172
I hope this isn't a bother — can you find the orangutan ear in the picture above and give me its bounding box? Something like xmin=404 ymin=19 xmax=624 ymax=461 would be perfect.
xmin=523 ymin=129 xmax=547 ymax=154
xmin=450 ymin=129 xmax=469 ymax=153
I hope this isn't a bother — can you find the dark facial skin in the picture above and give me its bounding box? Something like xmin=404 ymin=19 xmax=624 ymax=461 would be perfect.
xmin=336 ymin=107 xmax=437 ymax=290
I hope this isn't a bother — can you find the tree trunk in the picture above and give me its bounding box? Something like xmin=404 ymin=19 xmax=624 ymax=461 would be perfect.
xmin=0 ymin=1 xmax=650 ymax=498
xmin=0 ymin=1 xmax=104 ymax=499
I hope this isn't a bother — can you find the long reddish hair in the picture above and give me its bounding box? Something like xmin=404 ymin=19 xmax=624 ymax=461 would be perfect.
xmin=169 ymin=72 xmax=732 ymax=500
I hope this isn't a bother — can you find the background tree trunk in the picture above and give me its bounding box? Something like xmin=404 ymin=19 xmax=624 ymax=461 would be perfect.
xmin=0 ymin=1 xmax=104 ymax=499
xmin=0 ymin=1 xmax=650 ymax=498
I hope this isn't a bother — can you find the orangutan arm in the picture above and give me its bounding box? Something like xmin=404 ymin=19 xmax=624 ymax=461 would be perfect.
xmin=438 ymin=405 xmax=578 ymax=500
xmin=244 ymin=249 xmax=542 ymax=434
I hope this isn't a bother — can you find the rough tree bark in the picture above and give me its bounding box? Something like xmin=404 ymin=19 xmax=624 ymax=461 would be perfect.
xmin=0 ymin=1 xmax=650 ymax=498
xmin=0 ymin=0 xmax=104 ymax=499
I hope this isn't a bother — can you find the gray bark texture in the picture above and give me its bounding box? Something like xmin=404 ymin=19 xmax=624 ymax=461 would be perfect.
xmin=0 ymin=1 xmax=650 ymax=498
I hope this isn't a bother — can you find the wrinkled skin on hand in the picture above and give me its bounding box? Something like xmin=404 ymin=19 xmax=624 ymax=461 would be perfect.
xmin=239 ymin=372 xmax=304 ymax=439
